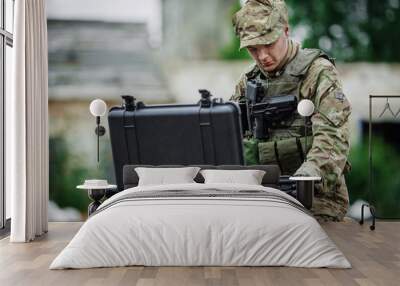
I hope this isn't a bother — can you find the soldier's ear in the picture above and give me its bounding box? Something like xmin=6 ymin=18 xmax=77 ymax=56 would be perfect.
xmin=284 ymin=26 xmax=290 ymax=37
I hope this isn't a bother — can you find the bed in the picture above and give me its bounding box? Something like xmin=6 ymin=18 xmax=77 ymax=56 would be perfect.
xmin=50 ymin=165 xmax=351 ymax=269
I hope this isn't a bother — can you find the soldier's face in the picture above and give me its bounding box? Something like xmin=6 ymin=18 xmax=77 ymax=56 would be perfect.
xmin=247 ymin=29 xmax=289 ymax=72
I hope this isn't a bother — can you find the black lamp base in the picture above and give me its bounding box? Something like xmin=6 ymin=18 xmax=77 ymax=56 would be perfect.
xmin=95 ymin=125 xmax=106 ymax=136
xmin=87 ymin=189 xmax=105 ymax=216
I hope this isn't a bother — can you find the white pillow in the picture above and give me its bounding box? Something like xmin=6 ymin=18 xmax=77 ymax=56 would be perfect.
xmin=135 ymin=167 xmax=201 ymax=186
xmin=200 ymin=169 xmax=266 ymax=185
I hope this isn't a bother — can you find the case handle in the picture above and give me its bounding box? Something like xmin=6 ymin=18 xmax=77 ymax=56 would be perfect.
xmin=122 ymin=95 xmax=136 ymax=111
xmin=121 ymin=95 xmax=145 ymax=111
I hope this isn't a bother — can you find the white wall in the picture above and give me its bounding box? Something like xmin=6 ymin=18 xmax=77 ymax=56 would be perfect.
xmin=46 ymin=0 xmax=162 ymax=46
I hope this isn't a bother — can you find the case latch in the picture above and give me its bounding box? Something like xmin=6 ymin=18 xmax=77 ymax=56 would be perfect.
xmin=199 ymin=89 xmax=212 ymax=108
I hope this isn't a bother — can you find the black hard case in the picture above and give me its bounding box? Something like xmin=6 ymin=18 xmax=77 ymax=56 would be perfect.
xmin=108 ymin=94 xmax=244 ymax=191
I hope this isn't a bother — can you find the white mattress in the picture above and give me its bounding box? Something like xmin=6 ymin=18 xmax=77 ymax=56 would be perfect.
xmin=50 ymin=183 xmax=351 ymax=269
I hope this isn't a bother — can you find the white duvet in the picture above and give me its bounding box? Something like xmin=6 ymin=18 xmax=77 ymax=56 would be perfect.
xmin=50 ymin=183 xmax=351 ymax=269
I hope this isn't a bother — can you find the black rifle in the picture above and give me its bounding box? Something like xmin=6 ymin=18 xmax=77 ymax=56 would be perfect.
xmin=241 ymin=79 xmax=298 ymax=139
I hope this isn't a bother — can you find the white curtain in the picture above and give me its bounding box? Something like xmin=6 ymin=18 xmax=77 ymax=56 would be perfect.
xmin=8 ymin=0 xmax=49 ymax=242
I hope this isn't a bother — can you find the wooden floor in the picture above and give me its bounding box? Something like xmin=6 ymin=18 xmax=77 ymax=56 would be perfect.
xmin=0 ymin=221 xmax=399 ymax=286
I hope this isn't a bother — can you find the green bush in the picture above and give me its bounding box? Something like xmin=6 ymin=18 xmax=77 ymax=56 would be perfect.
xmin=219 ymin=1 xmax=251 ymax=60
xmin=346 ymin=137 xmax=400 ymax=217
xmin=49 ymin=135 xmax=115 ymax=215
xmin=221 ymin=0 xmax=400 ymax=62
xmin=49 ymin=136 xmax=90 ymax=213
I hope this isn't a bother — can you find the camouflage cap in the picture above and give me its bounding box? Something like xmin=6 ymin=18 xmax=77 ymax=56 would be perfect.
xmin=233 ymin=0 xmax=289 ymax=49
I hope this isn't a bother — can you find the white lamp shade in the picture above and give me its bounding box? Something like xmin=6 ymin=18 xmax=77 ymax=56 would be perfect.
xmin=297 ymin=99 xmax=315 ymax=117
xmin=89 ymin=99 xmax=107 ymax=117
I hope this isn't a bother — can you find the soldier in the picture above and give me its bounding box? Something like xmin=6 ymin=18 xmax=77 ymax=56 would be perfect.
xmin=230 ymin=0 xmax=352 ymax=222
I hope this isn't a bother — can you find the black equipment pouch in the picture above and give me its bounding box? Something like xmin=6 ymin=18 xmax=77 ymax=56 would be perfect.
xmin=258 ymin=136 xmax=314 ymax=175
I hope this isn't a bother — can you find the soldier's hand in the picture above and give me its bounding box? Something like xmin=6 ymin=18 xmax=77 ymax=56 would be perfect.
xmin=293 ymin=168 xmax=312 ymax=177
xmin=292 ymin=173 xmax=307 ymax=177
xmin=294 ymin=162 xmax=321 ymax=178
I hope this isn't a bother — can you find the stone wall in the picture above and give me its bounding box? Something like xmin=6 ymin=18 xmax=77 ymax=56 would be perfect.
xmin=48 ymin=19 xmax=172 ymax=103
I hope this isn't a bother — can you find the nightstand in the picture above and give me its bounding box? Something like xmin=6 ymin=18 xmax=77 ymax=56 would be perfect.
xmin=289 ymin=176 xmax=321 ymax=209
xmin=77 ymin=180 xmax=117 ymax=216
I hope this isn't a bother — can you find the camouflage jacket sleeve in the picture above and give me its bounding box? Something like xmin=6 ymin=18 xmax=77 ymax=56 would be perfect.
xmin=230 ymin=64 xmax=256 ymax=102
xmin=294 ymin=58 xmax=352 ymax=194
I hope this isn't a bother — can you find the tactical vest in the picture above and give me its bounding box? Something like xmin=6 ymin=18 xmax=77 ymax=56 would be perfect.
xmin=244 ymin=48 xmax=333 ymax=175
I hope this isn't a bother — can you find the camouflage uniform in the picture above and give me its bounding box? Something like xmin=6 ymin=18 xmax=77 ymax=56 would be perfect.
xmin=231 ymin=0 xmax=352 ymax=221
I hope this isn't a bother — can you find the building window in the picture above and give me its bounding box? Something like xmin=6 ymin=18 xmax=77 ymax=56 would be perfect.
xmin=1 ymin=0 xmax=14 ymax=230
